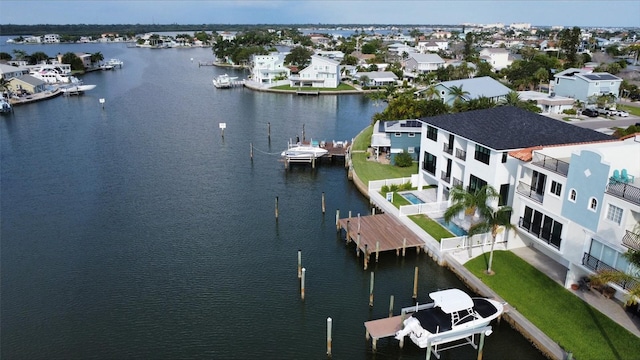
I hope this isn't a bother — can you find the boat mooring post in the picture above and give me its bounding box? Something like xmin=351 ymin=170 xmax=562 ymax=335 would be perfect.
xmin=297 ymin=249 xmax=302 ymax=279
xmin=412 ymin=266 xmax=419 ymax=302
xmin=267 ymin=122 xmax=271 ymax=140
xmin=326 ymin=317 xmax=332 ymax=357
xmin=389 ymin=295 xmax=394 ymax=318
xmin=357 ymin=213 xmax=361 ymax=232
xmin=219 ymin=122 xmax=226 ymax=138
xmin=477 ymin=331 xmax=486 ymax=360
xmin=335 ymin=209 xmax=340 ymax=232
xmin=321 ymin=192 xmax=326 ymax=214
xmin=345 ymin=220 xmax=350 ymax=244
xmin=250 ymin=143 xmax=253 ymax=161
xmin=99 ymin=98 xmax=105 ymax=109
xmin=375 ymin=241 xmax=380 ymax=262
xmin=364 ymin=244 xmax=369 ymax=270
xmin=356 ymin=233 xmax=360 ymax=257
xmin=369 ymin=271 xmax=375 ymax=307
xmin=275 ymin=196 xmax=279 ymax=221
xmin=301 ymin=268 xmax=306 ymax=300
xmin=402 ymin=238 xmax=407 ymax=257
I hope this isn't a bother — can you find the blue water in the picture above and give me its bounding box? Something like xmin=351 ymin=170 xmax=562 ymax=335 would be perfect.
xmin=0 ymin=38 xmax=544 ymax=360
xmin=402 ymin=192 xmax=425 ymax=204
xmin=436 ymin=218 xmax=469 ymax=237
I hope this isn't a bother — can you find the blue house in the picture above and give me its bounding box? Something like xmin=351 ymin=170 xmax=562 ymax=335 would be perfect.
xmin=371 ymin=119 xmax=422 ymax=162
xmin=552 ymin=68 xmax=622 ymax=103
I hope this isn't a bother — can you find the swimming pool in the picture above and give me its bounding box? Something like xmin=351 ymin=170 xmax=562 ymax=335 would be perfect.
xmin=435 ymin=218 xmax=468 ymax=236
xmin=401 ymin=192 xmax=425 ymax=204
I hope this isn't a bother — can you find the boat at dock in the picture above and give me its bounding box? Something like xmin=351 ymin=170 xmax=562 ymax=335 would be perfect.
xmin=394 ymin=288 xmax=504 ymax=349
xmin=213 ymin=74 xmax=238 ymax=88
xmin=281 ymin=142 xmax=329 ymax=159
xmin=107 ymin=59 xmax=124 ymax=68
xmin=0 ymin=98 xmax=12 ymax=113
xmin=60 ymin=78 xmax=96 ymax=95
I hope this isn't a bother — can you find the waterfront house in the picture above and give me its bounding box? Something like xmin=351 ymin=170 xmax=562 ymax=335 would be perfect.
xmin=43 ymin=34 xmax=60 ymax=43
xmin=0 ymin=63 xmax=29 ymax=81
xmin=415 ymin=106 xmax=612 ymax=204
xmin=552 ymin=68 xmax=622 ymax=103
xmin=517 ymin=91 xmax=575 ymax=114
xmin=433 ymin=76 xmax=512 ymax=106
xmin=510 ymin=135 xmax=639 ymax=302
xmin=353 ymin=71 xmax=398 ymax=87
xmin=371 ymin=119 xmax=422 ymax=162
xmin=289 ymin=55 xmax=340 ymax=88
xmin=250 ymin=53 xmax=290 ymax=86
xmin=8 ymin=75 xmax=47 ymax=95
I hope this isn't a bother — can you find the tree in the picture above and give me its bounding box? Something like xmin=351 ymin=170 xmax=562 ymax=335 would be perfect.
xmin=285 ymin=46 xmax=313 ymax=67
xmin=90 ymin=52 xmax=104 ymax=65
xmin=558 ymin=27 xmax=582 ymax=68
xmin=444 ymin=185 xmax=513 ymax=274
xmin=463 ymin=32 xmax=477 ymax=62
xmin=61 ymin=52 xmax=84 ymax=71
xmin=29 ymin=51 xmax=49 ymax=65
xmin=449 ymin=85 xmax=469 ymax=103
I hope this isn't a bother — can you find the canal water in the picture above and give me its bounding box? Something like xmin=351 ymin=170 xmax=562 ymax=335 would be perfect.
xmin=0 ymin=40 xmax=546 ymax=359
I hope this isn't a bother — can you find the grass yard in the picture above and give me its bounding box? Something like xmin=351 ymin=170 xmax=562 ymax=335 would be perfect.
xmin=466 ymin=251 xmax=640 ymax=360
xmin=618 ymin=104 xmax=640 ymax=117
xmin=408 ymin=214 xmax=453 ymax=241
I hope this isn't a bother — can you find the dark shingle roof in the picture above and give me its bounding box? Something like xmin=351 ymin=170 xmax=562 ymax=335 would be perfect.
xmin=418 ymin=106 xmax=612 ymax=150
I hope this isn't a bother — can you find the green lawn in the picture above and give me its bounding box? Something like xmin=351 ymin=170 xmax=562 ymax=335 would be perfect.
xmin=617 ymin=104 xmax=640 ymax=117
xmin=409 ymin=214 xmax=453 ymax=241
xmin=466 ymin=251 xmax=640 ymax=360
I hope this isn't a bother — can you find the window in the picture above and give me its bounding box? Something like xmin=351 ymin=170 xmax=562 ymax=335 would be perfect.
xmin=423 ymin=151 xmax=437 ymax=174
xmin=468 ymin=174 xmax=487 ymax=194
xmin=501 ymin=152 xmax=508 ymax=163
xmin=426 ymin=126 xmax=437 ymax=141
xmin=569 ymin=189 xmax=577 ymax=202
xmin=407 ymin=147 xmax=415 ymax=154
xmin=550 ymin=181 xmax=562 ymax=196
xmin=474 ymin=144 xmax=491 ymax=165
xmin=395 ymin=132 xmax=401 ymax=137
xmin=408 ymin=132 xmax=415 ymax=137
xmin=589 ymin=198 xmax=598 ymax=211
xmin=606 ymin=204 xmax=623 ymax=225
xmin=519 ymin=206 xmax=563 ymax=249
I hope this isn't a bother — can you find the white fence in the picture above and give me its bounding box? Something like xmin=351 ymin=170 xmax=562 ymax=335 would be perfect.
xmin=440 ymin=232 xmax=507 ymax=252
xmin=398 ymin=201 xmax=448 ymax=217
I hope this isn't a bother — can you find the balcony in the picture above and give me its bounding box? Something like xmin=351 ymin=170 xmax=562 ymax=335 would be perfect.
xmin=452 ymin=177 xmax=463 ymax=188
xmin=622 ymin=230 xmax=640 ymax=251
xmin=606 ymin=181 xmax=640 ymax=206
xmin=455 ymin=148 xmax=466 ymax=161
xmin=582 ymin=253 xmax=638 ymax=291
xmin=518 ymin=217 xmax=561 ymax=249
xmin=516 ymin=181 xmax=544 ymax=203
xmin=443 ymin=143 xmax=453 ymax=155
xmin=531 ymin=153 xmax=569 ymax=177
xmin=440 ymin=170 xmax=451 ymax=183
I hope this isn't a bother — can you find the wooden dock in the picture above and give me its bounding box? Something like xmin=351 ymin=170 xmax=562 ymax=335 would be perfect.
xmin=337 ymin=213 xmax=425 ymax=269
xmin=364 ymin=315 xmax=406 ymax=351
xmin=283 ymin=140 xmax=350 ymax=169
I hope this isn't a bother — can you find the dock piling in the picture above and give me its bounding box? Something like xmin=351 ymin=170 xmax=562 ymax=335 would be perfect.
xmin=301 ymin=268 xmax=306 ymax=300
xmin=321 ymin=192 xmax=326 ymax=214
xmin=369 ymin=272 xmax=375 ymax=307
xmin=297 ymin=250 xmax=302 ymax=279
xmin=275 ymin=196 xmax=279 ymax=221
xmin=335 ymin=209 xmax=340 ymax=232
xmin=412 ymin=266 xmax=419 ymax=302
xmin=389 ymin=295 xmax=394 ymax=318
xmin=326 ymin=317 xmax=332 ymax=357
xmin=250 ymin=143 xmax=253 ymax=161
xmin=375 ymin=241 xmax=380 ymax=262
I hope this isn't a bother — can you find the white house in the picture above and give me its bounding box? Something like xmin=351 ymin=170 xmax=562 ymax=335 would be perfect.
xmin=509 ymin=135 xmax=639 ymax=301
xmin=250 ymin=53 xmax=290 ymax=85
xmin=552 ymin=68 xmax=623 ymax=103
xmin=404 ymin=53 xmax=445 ymax=74
xmin=416 ymin=106 xmax=613 ymax=206
xmin=43 ymin=34 xmax=60 ymax=43
xmin=517 ymin=91 xmax=575 ymax=114
xmin=353 ymin=71 xmax=398 ymax=87
xmin=289 ymin=55 xmax=340 ymax=88
xmin=479 ymin=48 xmax=512 ymax=71
xmin=0 ymin=63 xmax=29 ymax=81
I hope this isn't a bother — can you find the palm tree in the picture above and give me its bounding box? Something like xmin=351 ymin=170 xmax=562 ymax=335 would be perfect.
xmin=448 ymin=85 xmax=469 ymax=104
xmin=499 ymin=91 xmax=523 ymax=107
xmin=444 ymin=185 xmax=513 ymax=275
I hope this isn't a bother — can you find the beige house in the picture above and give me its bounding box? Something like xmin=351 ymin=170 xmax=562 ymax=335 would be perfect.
xmin=8 ymin=75 xmax=47 ymax=95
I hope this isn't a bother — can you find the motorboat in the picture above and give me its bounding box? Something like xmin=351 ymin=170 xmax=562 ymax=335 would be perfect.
xmin=107 ymin=59 xmax=124 ymax=68
xmin=281 ymin=142 xmax=329 ymax=159
xmin=395 ymin=288 xmax=504 ymax=349
xmin=60 ymin=77 xmax=96 ymax=95
xmin=0 ymin=98 xmax=12 ymax=113
xmin=213 ymin=74 xmax=238 ymax=89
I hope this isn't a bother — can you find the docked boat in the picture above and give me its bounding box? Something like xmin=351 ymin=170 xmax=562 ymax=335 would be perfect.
xmin=395 ymin=289 xmax=504 ymax=349
xmin=213 ymin=74 xmax=238 ymax=89
xmin=107 ymin=59 xmax=124 ymax=68
xmin=30 ymin=69 xmax=74 ymax=84
xmin=60 ymin=78 xmax=96 ymax=95
xmin=281 ymin=142 xmax=329 ymax=159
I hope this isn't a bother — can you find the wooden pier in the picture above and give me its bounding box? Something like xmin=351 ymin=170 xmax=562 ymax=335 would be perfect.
xmin=283 ymin=140 xmax=350 ymax=169
xmin=337 ymin=213 xmax=425 ymax=269
xmin=364 ymin=315 xmax=406 ymax=351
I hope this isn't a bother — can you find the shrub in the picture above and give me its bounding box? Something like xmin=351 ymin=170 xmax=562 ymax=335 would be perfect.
xmin=394 ymin=151 xmax=414 ymax=167
xmin=563 ymin=108 xmax=577 ymax=115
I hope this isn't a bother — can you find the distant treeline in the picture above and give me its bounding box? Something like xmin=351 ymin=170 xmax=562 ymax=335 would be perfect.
xmin=0 ymin=24 xmax=453 ymax=37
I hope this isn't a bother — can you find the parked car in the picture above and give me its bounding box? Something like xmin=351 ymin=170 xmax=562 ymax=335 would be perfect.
xmin=582 ymin=108 xmax=599 ymax=117
xmin=596 ymin=107 xmax=615 ymax=116
xmin=616 ymin=110 xmax=629 ymax=117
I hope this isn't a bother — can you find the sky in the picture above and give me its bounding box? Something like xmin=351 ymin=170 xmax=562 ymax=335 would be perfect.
xmin=1 ymin=0 xmax=639 ymax=28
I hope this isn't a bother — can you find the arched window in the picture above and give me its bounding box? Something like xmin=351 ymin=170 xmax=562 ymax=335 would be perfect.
xmin=569 ymin=189 xmax=577 ymax=202
xmin=589 ymin=197 xmax=598 ymax=211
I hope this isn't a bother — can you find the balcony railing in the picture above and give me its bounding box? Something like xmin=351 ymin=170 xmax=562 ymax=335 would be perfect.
xmin=531 ymin=153 xmax=569 ymax=177
xmin=516 ymin=181 xmax=544 ymax=203
xmin=455 ymin=148 xmax=466 ymax=161
xmin=518 ymin=217 xmax=561 ymax=249
xmin=582 ymin=253 xmax=638 ymax=291
xmin=440 ymin=171 xmax=451 ymax=183
xmin=452 ymin=177 xmax=463 ymax=188
xmin=606 ymin=181 xmax=640 ymax=206
xmin=443 ymin=143 xmax=453 ymax=155
xmin=622 ymin=230 xmax=640 ymax=251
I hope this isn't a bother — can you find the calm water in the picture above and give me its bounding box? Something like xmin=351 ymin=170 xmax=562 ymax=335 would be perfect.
xmin=0 ymin=40 xmax=546 ymax=359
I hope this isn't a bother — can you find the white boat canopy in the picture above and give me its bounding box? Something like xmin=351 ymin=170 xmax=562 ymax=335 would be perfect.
xmin=429 ymin=289 xmax=474 ymax=314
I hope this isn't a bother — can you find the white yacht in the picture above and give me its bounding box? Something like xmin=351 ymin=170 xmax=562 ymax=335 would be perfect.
xmin=213 ymin=74 xmax=238 ymax=89
xmin=281 ymin=142 xmax=328 ymax=159
xmin=395 ymin=289 xmax=504 ymax=349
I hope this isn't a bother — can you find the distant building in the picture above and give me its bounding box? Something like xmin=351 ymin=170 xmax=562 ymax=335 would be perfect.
xmin=553 ymin=68 xmax=622 ymax=103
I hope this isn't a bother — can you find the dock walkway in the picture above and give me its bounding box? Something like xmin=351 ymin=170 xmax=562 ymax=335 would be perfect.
xmin=337 ymin=213 xmax=425 ymax=269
